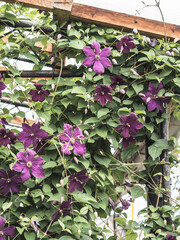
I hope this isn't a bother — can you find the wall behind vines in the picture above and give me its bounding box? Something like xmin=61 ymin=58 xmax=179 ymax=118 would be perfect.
xmin=0 ymin=3 xmax=180 ymax=240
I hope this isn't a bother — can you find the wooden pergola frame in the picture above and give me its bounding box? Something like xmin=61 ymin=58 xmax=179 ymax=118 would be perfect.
xmin=1 ymin=0 xmax=180 ymax=40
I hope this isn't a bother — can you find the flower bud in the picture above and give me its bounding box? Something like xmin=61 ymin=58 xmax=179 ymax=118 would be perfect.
xmin=25 ymin=188 xmax=29 ymax=195
xmin=88 ymin=68 xmax=92 ymax=72
xmin=78 ymin=229 xmax=81 ymax=236
xmin=51 ymin=56 xmax=55 ymax=64
xmin=166 ymin=51 xmax=171 ymax=56
xmin=164 ymin=219 xmax=167 ymax=225
xmin=83 ymin=74 xmax=86 ymax=80
xmin=94 ymin=211 xmax=98 ymax=219
xmin=19 ymin=216 xmax=23 ymax=222
xmin=130 ymin=69 xmax=140 ymax=76
xmin=22 ymin=80 xmax=25 ymax=86
xmin=84 ymin=130 xmax=89 ymax=136
xmin=174 ymin=38 xmax=179 ymax=43
xmin=57 ymin=34 xmax=62 ymax=39
xmin=172 ymin=48 xmax=179 ymax=53
xmin=108 ymin=139 xmax=113 ymax=145
xmin=172 ymin=223 xmax=175 ymax=231
xmin=138 ymin=93 xmax=145 ymax=97
xmin=74 ymin=156 xmax=78 ymax=164
xmin=31 ymin=26 xmax=35 ymax=32
xmin=51 ymin=83 xmax=55 ymax=91
xmin=7 ymin=144 xmax=10 ymax=150
xmin=60 ymin=178 xmax=63 ymax=187
xmin=112 ymin=58 xmax=118 ymax=65
xmin=20 ymin=202 xmax=24 ymax=207
xmin=119 ymin=89 xmax=126 ymax=94
xmin=60 ymin=196 xmax=64 ymax=203
xmin=6 ymin=43 xmax=10 ymax=50
xmin=41 ymin=194 xmax=44 ymax=201
xmin=85 ymin=108 xmax=88 ymax=114
xmin=67 ymin=24 xmax=71 ymax=31
xmin=171 ymin=51 xmax=174 ymax=56
xmin=88 ymin=229 xmax=92 ymax=237
xmin=133 ymin=28 xmax=138 ymax=34
xmin=35 ymin=179 xmax=38 ymax=184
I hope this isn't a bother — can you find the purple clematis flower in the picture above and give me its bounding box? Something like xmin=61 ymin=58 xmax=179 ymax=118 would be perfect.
xmin=141 ymin=82 xmax=171 ymax=112
xmin=0 ymin=217 xmax=16 ymax=240
xmin=120 ymin=198 xmax=132 ymax=210
xmin=58 ymin=124 xmax=86 ymax=157
xmin=17 ymin=122 xmax=47 ymax=149
xmin=0 ymin=118 xmax=8 ymax=125
xmin=83 ymin=41 xmax=112 ymax=75
xmin=115 ymin=113 xmax=143 ymax=138
xmin=122 ymin=136 xmax=136 ymax=150
xmin=51 ymin=201 xmax=72 ymax=223
xmin=110 ymin=75 xmax=127 ymax=90
xmin=28 ymin=83 xmax=50 ymax=102
xmin=149 ymin=38 xmax=159 ymax=47
xmin=94 ymin=84 xmax=113 ymax=106
xmin=34 ymin=135 xmax=53 ymax=154
xmin=13 ymin=149 xmax=45 ymax=182
xmin=0 ymin=128 xmax=16 ymax=147
xmin=68 ymin=169 xmax=89 ymax=194
xmin=116 ymin=36 xmax=136 ymax=54
xmin=0 ymin=73 xmax=6 ymax=98
xmin=0 ymin=169 xmax=22 ymax=196
xmin=166 ymin=235 xmax=177 ymax=240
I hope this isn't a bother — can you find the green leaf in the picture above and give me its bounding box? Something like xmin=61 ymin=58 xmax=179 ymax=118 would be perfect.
xmin=121 ymin=145 xmax=139 ymax=161
xmin=2 ymin=202 xmax=12 ymax=211
xmin=97 ymin=108 xmax=110 ymax=118
xmin=131 ymin=185 xmax=144 ymax=199
xmin=94 ymin=154 xmax=111 ymax=167
xmin=69 ymin=39 xmax=86 ymax=49
xmin=24 ymin=53 xmax=39 ymax=65
xmin=125 ymin=231 xmax=138 ymax=240
xmin=95 ymin=127 xmax=108 ymax=138
xmin=43 ymin=161 xmax=57 ymax=169
xmin=132 ymin=83 xmax=144 ymax=94
xmin=148 ymin=139 xmax=169 ymax=160
xmin=174 ymin=77 xmax=180 ymax=87
xmin=72 ymin=192 xmax=97 ymax=203
xmin=72 ymin=86 xmax=86 ymax=94
xmin=16 ymin=227 xmax=24 ymax=235
xmin=24 ymin=232 xmax=36 ymax=240
xmin=114 ymin=217 xmax=126 ymax=226
xmin=84 ymin=117 xmax=99 ymax=124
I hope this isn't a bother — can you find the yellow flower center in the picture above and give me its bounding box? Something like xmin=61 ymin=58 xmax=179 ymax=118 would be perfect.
xmin=95 ymin=55 xmax=100 ymax=60
xmin=0 ymin=231 xmax=4 ymax=236
xmin=27 ymin=161 xmax=32 ymax=168
xmin=7 ymin=178 xmax=11 ymax=183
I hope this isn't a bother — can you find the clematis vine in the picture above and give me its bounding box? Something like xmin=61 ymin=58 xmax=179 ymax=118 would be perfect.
xmin=0 ymin=73 xmax=6 ymax=98
xmin=83 ymin=41 xmax=112 ymax=75
xmin=68 ymin=169 xmax=89 ymax=194
xmin=58 ymin=124 xmax=86 ymax=157
xmin=94 ymin=84 xmax=113 ymax=106
xmin=116 ymin=35 xmax=136 ymax=54
xmin=28 ymin=83 xmax=50 ymax=102
xmin=0 ymin=169 xmax=22 ymax=196
xmin=0 ymin=217 xmax=16 ymax=240
xmin=13 ymin=149 xmax=45 ymax=182
xmin=110 ymin=75 xmax=127 ymax=90
xmin=51 ymin=201 xmax=72 ymax=223
xmin=17 ymin=122 xmax=47 ymax=149
xmin=115 ymin=113 xmax=143 ymax=138
xmin=0 ymin=128 xmax=16 ymax=147
xmin=140 ymin=82 xmax=171 ymax=111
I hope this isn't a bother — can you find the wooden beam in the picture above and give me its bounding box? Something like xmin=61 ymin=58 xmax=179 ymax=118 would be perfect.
xmin=70 ymin=3 xmax=180 ymax=40
xmin=2 ymin=0 xmax=54 ymax=11
xmin=10 ymin=116 xmax=35 ymax=125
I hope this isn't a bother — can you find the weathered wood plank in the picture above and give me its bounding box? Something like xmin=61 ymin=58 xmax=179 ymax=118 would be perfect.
xmin=70 ymin=3 xmax=180 ymax=40
xmin=10 ymin=116 xmax=35 ymax=125
xmin=2 ymin=0 xmax=54 ymax=10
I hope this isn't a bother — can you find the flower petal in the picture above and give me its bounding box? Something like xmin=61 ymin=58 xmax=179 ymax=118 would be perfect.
xmin=31 ymin=165 xmax=45 ymax=179
xmin=61 ymin=142 xmax=72 ymax=155
xmin=73 ymin=142 xmax=86 ymax=157
xmin=22 ymin=123 xmax=32 ymax=133
xmin=73 ymin=127 xmax=84 ymax=140
xmin=93 ymin=60 xmax=104 ymax=75
xmin=92 ymin=41 xmax=101 ymax=55
xmin=0 ymin=217 xmax=6 ymax=231
xmin=76 ymin=181 xmax=83 ymax=192
xmin=100 ymin=48 xmax=111 ymax=57
xmin=100 ymin=58 xmax=112 ymax=68
xmin=69 ymin=179 xmax=76 ymax=193
xmin=83 ymin=46 xmax=95 ymax=57
xmin=121 ymin=127 xmax=130 ymax=138
xmin=83 ymin=57 xmax=95 ymax=67
xmin=3 ymin=226 xmax=16 ymax=238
